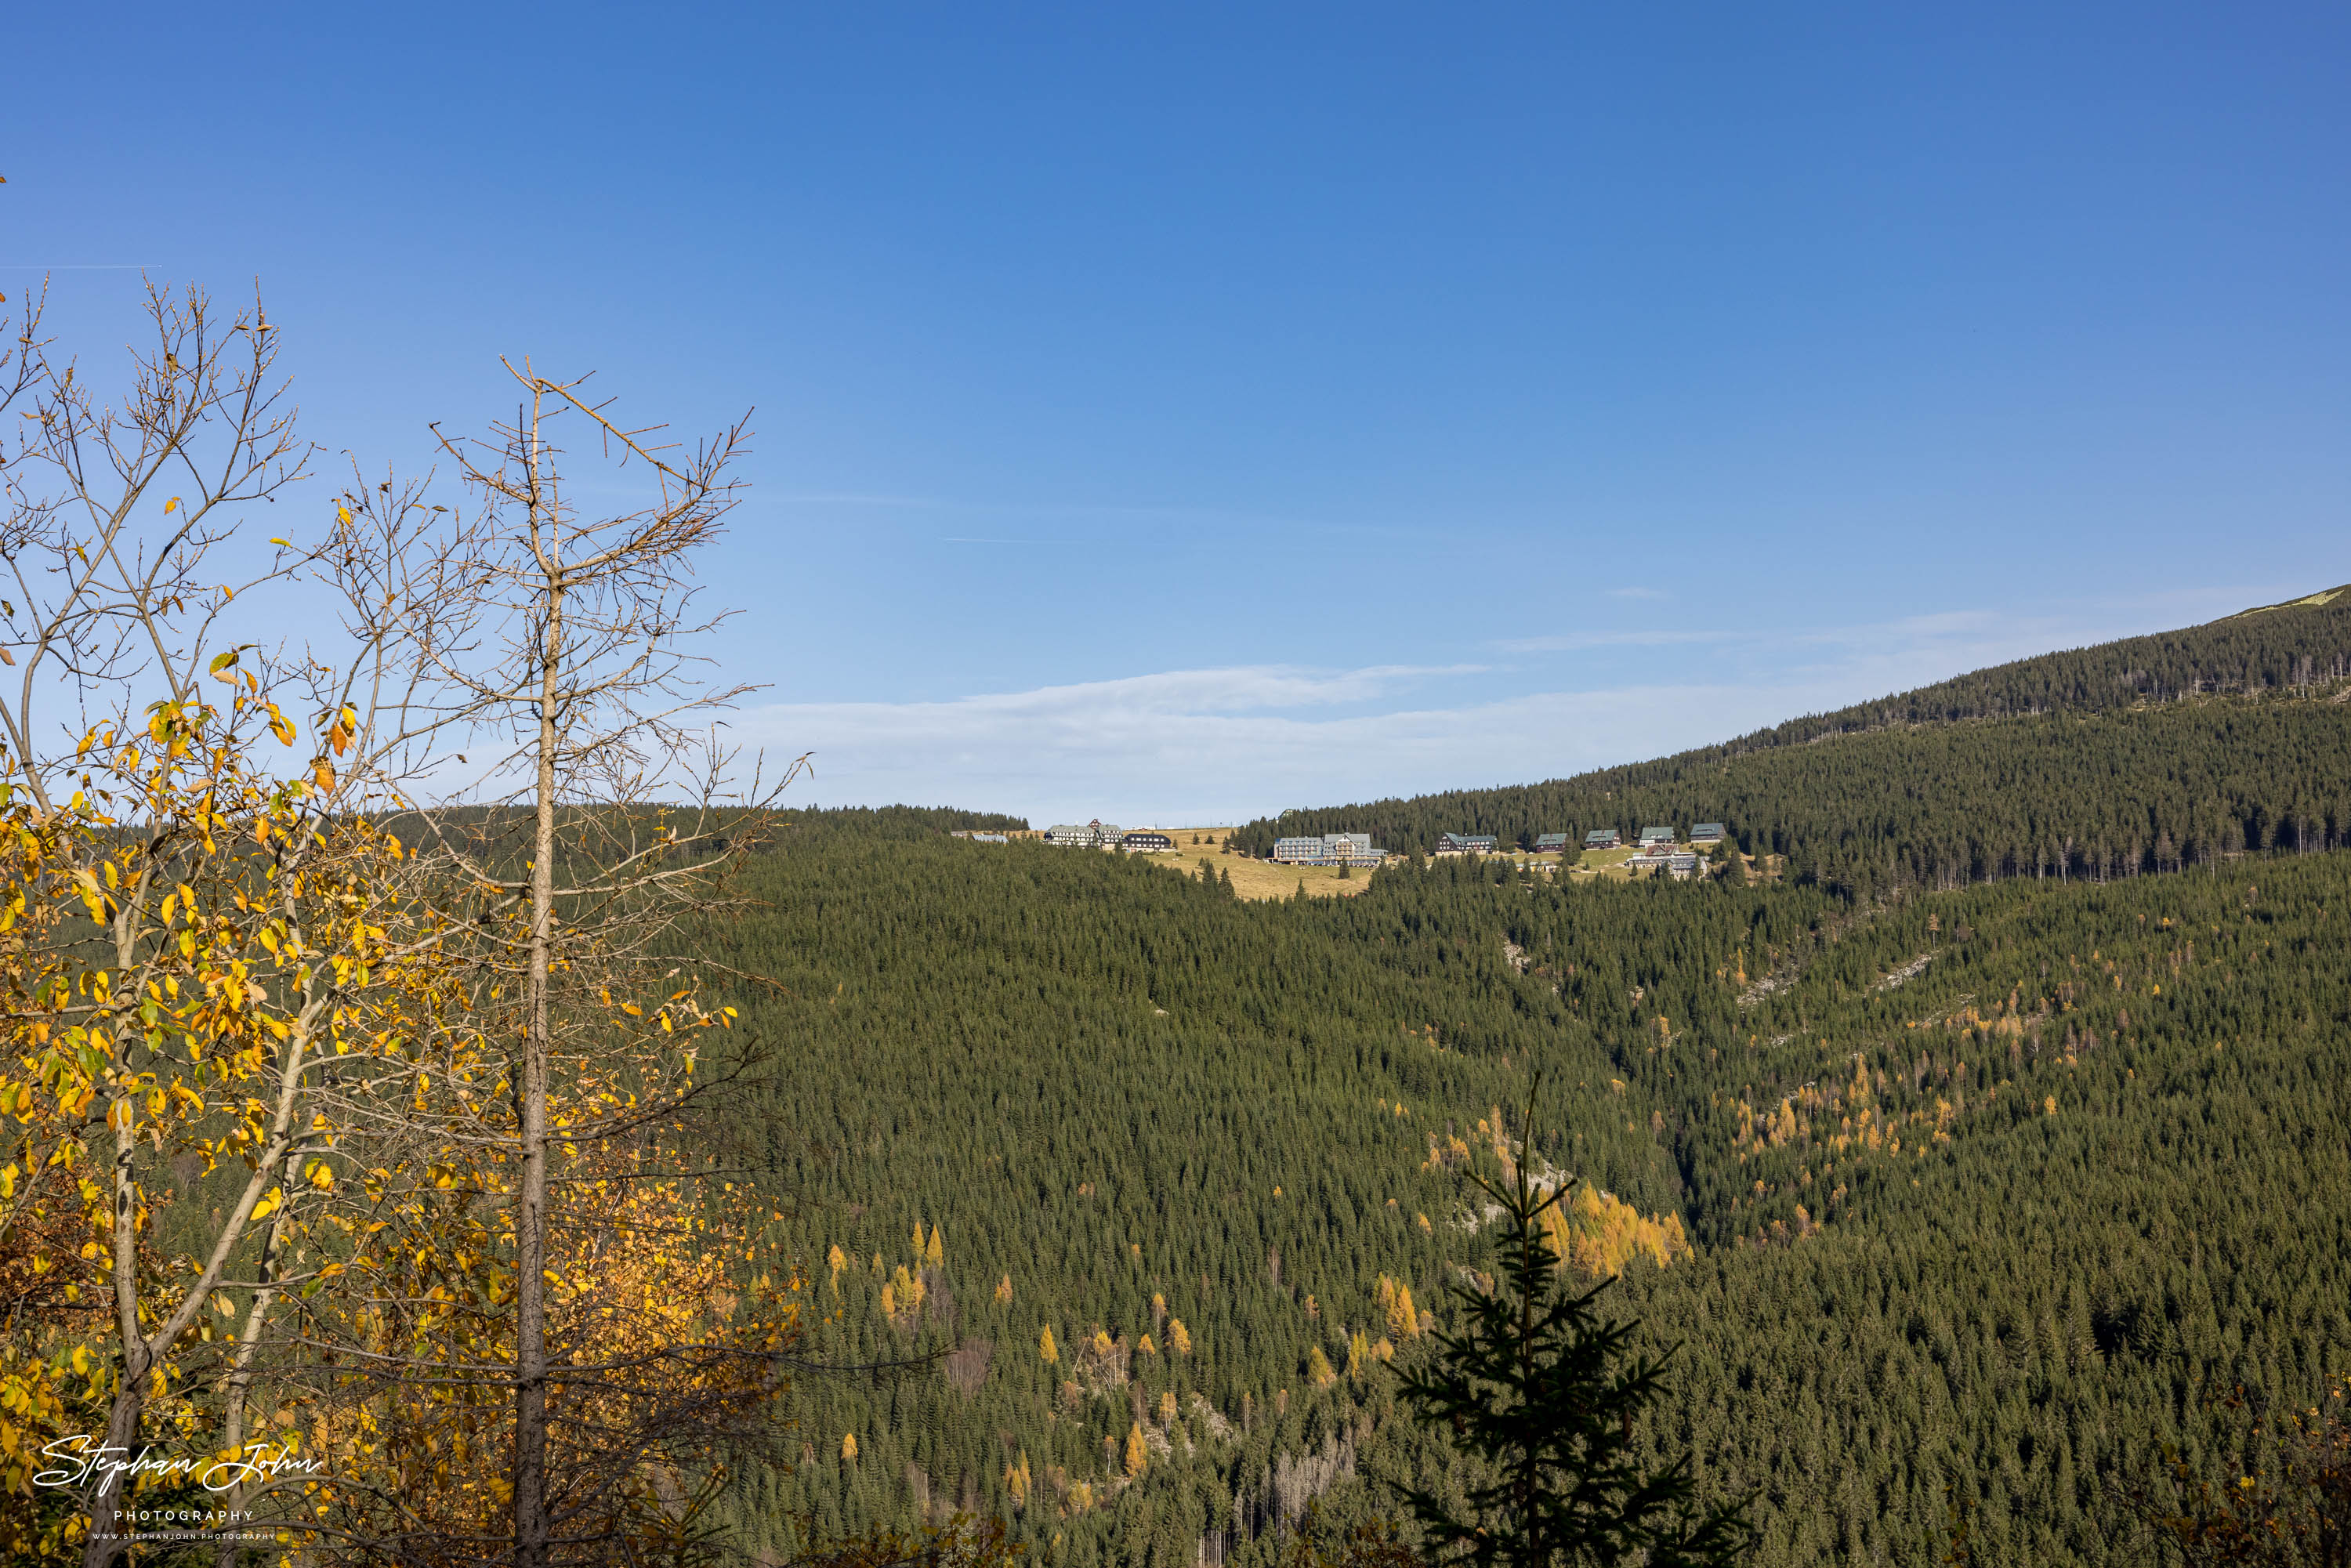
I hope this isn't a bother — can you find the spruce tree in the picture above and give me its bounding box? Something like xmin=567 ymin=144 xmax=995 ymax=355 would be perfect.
xmin=1388 ymin=1087 xmax=1753 ymax=1567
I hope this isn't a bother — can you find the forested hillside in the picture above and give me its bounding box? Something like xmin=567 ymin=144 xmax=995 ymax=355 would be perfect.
xmin=1231 ymin=588 xmax=2351 ymax=889
xmin=696 ymin=812 xmax=2351 ymax=1566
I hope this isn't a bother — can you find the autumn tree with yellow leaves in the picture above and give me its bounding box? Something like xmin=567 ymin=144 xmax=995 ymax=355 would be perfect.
xmin=1123 ymin=1422 xmax=1150 ymax=1479
xmin=0 ymin=281 xmax=499 ymax=1566
xmin=0 ymin=288 xmax=802 ymax=1568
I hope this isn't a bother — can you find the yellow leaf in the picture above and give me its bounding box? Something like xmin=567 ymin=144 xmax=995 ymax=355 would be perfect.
xmin=165 ymin=497 xmax=180 ymax=514
xmin=312 ymin=759 xmax=335 ymax=792
xmin=336 ymin=505 xmax=353 ymax=525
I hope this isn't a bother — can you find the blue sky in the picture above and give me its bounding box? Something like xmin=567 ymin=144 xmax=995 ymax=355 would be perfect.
xmin=8 ymin=4 xmax=2347 ymax=822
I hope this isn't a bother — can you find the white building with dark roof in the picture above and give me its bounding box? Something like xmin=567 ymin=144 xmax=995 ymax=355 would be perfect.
xmin=1273 ymin=832 xmax=1386 ymax=866
xmin=1045 ymin=819 xmax=1123 ymax=848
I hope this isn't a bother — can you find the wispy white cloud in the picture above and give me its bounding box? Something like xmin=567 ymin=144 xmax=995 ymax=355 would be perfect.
xmin=739 ymin=645 xmax=1852 ymax=824
xmin=739 ymin=596 xmax=2299 ymax=825
xmin=742 ymin=675 xmax=1794 ymax=826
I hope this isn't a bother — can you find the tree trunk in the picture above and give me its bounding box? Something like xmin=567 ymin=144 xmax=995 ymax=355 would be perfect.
xmin=82 ymin=1356 xmax=147 ymax=1568
xmin=85 ymin=1110 xmax=150 ymax=1568
xmin=216 ymin=1146 xmax=304 ymax=1568
xmin=513 ymin=491 xmax=564 ymax=1568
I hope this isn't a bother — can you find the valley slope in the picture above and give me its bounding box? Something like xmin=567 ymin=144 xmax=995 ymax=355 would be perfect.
xmin=698 ymin=595 xmax=2351 ymax=1568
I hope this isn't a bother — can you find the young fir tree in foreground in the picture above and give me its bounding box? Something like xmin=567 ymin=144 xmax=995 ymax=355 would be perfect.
xmin=1389 ymin=1088 xmax=1753 ymax=1568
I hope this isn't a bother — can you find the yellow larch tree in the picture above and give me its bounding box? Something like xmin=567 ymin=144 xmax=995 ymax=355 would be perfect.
xmin=1541 ymin=1182 xmax=1694 ymax=1278
xmin=1388 ymin=1283 xmax=1422 ymax=1339
xmin=884 ymin=1264 xmax=926 ymax=1326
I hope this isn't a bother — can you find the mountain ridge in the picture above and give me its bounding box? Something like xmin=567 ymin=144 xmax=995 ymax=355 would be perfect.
xmin=1232 ymin=587 xmax=2351 ymax=882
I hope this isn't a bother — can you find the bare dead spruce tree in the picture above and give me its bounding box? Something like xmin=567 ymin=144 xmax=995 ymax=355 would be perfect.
xmin=311 ymin=364 xmax=805 ymax=1568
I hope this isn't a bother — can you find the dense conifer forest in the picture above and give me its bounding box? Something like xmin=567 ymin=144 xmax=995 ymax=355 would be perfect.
xmin=682 ymin=596 xmax=2351 ymax=1567
xmin=693 ymin=831 xmax=2351 ymax=1566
